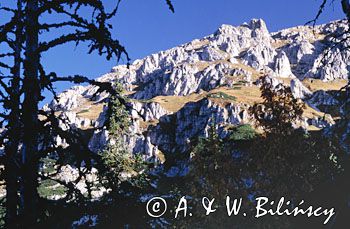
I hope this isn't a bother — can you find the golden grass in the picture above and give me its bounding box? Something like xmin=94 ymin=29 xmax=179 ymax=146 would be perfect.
xmin=271 ymin=39 xmax=290 ymax=49
xmin=211 ymin=86 xmax=262 ymax=105
xmin=303 ymin=104 xmax=326 ymax=119
xmin=191 ymin=59 xmax=262 ymax=83
xmin=75 ymin=99 xmax=105 ymax=121
xmin=185 ymin=39 xmax=210 ymax=51
xmin=193 ymin=61 xmax=212 ymax=71
xmin=270 ymin=77 xmax=347 ymax=96
xmin=301 ymin=78 xmax=347 ymax=92
xmin=148 ymin=84 xmax=333 ymax=132
xmin=307 ymin=125 xmax=322 ymax=131
xmin=151 ymin=93 xmax=204 ymax=112
xmin=66 ymin=82 xmax=333 ymax=133
xmin=272 ymin=25 xmax=326 ymax=48
xmin=148 ymin=85 xmax=261 ymax=113
xmin=231 ymin=62 xmax=262 ymax=79
xmin=67 ymin=61 xmax=346 ymax=133
xmin=144 ymin=80 xmax=333 ymax=113
xmin=139 ymin=119 xmax=159 ymax=129
xmin=155 ymin=150 xmax=166 ymax=163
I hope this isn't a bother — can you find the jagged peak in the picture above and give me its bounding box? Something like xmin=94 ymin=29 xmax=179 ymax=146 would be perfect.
xmin=45 ymin=16 xmax=349 ymax=167
xmin=108 ymin=19 xmax=348 ymax=78
xmin=271 ymin=19 xmax=347 ymax=39
xmin=247 ymin=18 xmax=269 ymax=32
xmin=215 ymin=18 xmax=269 ymax=36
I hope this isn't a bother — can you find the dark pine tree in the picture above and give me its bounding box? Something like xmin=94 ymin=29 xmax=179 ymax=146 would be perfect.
xmin=0 ymin=0 xmax=174 ymax=227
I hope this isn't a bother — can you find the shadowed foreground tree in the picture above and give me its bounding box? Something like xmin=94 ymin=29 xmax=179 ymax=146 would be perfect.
xmin=178 ymin=76 xmax=344 ymax=228
xmin=308 ymin=0 xmax=350 ymax=129
xmin=250 ymin=75 xmax=305 ymax=135
xmin=160 ymin=2 xmax=350 ymax=227
xmin=0 ymin=0 xmax=174 ymax=227
xmin=1 ymin=1 xmax=23 ymax=227
xmin=304 ymin=1 xmax=350 ymax=227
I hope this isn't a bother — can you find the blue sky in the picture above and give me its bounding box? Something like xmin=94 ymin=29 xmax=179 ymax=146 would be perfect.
xmin=43 ymin=0 xmax=344 ymax=81
xmin=0 ymin=0 xmax=346 ymax=101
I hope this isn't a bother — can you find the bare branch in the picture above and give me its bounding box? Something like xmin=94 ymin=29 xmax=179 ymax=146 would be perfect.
xmin=165 ymin=0 xmax=175 ymax=13
xmin=306 ymin=0 xmax=328 ymax=26
xmin=0 ymin=52 xmax=14 ymax=58
xmin=39 ymin=21 xmax=86 ymax=31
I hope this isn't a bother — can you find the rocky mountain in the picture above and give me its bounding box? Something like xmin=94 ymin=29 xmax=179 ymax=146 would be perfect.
xmin=47 ymin=18 xmax=349 ymax=164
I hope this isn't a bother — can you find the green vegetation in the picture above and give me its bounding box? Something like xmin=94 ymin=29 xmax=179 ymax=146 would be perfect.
xmin=77 ymin=109 xmax=90 ymax=114
xmin=175 ymin=76 xmax=346 ymax=228
xmin=99 ymin=141 xmax=150 ymax=191
xmin=207 ymin=91 xmax=237 ymax=101
xmin=135 ymin=98 xmax=152 ymax=103
xmin=105 ymin=83 xmax=131 ymax=136
xmin=250 ymin=75 xmax=305 ymax=134
xmin=40 ymin=158 xmax=56 ymax=174
xmin=229 ymin=124 xmax=257 ymax=141
xmin=38 ymin=180 xmax=67 ymax=198
xmin=99 ymin=82 xmax=151 ymax=192
xmin=234 ymin=80 xmax=248 ymax=84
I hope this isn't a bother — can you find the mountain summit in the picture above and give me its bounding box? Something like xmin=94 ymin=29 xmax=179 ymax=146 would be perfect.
xmin=47 ymin=19 xmax=349 ymax=163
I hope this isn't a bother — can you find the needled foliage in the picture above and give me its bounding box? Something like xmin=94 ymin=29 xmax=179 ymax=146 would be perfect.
xmin=105 ymin=83 xmax=130 ymax=136
xmin=180 ymin=121 xmax=251 ymax=228
xmin=229 ymin=124 xmax=257 ymax=141
xmin=248 ymin=75 xmax=343 ymax=199
xmin=0 ymin=0 xmax=174 ymax=227
xmin=85 ymin=82 xmax=155 ymax=227
xmin=177 ymin=76 xmax=345 ymax=228
xmin=250 ymin=75 xmax=305 ymax=135
xmin=99 ymin=82 xmax=151 ymax=193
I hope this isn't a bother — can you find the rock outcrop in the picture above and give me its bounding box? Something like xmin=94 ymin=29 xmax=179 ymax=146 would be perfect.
xmin=47 ymin=18 xmax=348 ymax=160
xmin=290 ymin=78 xmax=312 ymax=99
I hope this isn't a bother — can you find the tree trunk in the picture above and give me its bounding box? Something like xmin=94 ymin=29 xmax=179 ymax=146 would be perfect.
xmin=342 ymin=0 xmax=350 ymax=19
xmin=20 ymin=0 xmax=40 ymax=226
xmin=5 ymin=1 xmax=23 ymax=227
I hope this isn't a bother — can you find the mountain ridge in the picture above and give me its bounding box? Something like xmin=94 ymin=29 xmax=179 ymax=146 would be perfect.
xmin=47 ymin=18 xmax=349 ymax=163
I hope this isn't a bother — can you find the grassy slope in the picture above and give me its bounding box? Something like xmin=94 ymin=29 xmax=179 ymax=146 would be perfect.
xmin=75 ymin=77 xmax=346 ymax=131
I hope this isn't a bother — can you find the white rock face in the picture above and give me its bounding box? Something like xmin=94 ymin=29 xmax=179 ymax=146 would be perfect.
xmin=211 ymin=19 xmax=271 ymax=57
xmin=46 ymin=18 xmax=347 ymax=159
xmin=290 ymin=79 xmax=312 ymax=99
xmin=88 ymin=128 xmax=109 ymax=153
xmin=161 ymin=64 xmax=200 ymax=97
xmin=174 ymin=99 xmax=250 ymax=152
xmin=49 ymin=165 xmax=108 ymax=201
xmin=50 ymin=19 xmax=350 ymax=107
xmin=307 ymin=49 xmax=350 ymax=80
xmin=242 ymin=45 xmax=276 ymax=71
xmin=59 ymin=112 xmax=92 ymax=130
xmin=273 ymin=51 xmax=295 ymax=78
xmin=138 ymin=98 xmax=251 ymax=155
xmin=199 ymin=46 xmax=227 ymax=61
xmin=49 ymin=86 xmax=86 ymax=111
xmin=272 ymin=20 xmax=350 ymax=81
xmin=72 ymin=215 xmax=98 ymax=228
xmin=129 ymin=101 xmax=171 ymax=121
